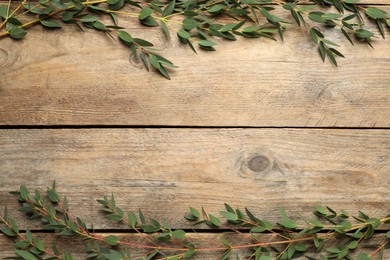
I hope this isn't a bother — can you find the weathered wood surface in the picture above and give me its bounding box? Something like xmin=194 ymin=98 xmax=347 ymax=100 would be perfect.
xmin=0 ymin=6 xmax=389 ymax=126
xmin=0 ymin=128 xmax=388 ymax=229
xmin=0 ymin=233 xmax=388 ymax=259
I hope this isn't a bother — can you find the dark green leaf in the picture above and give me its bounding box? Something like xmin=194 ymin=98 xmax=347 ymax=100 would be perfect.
xmin=250 ymin=226 xmax=267 ymax=233
xmin=365 ymin=7 xmax=388 ymax=19
xmin=26 ymin=229 xmax=33 ymax=243
xmin=182 ymin=18 xmax=199 ymax=30
xmin=319 ymin=42 xmax=326 ymax=62
xmin=160 ymin=21 xmax=170 ymax=38
xmin=40 ymin=19 xmax=62 ymax=28
xmin=15 ymin=240 xmax=31 ymax=249
xmin=357 ymin=253 xmax=371 ymax=260
xmin=0 ymin=5 xmax=9 ymax=19
xmin=81 ymin=15 xmax=99 ymax=23
xmin=348 ymin=240 xmax=358 ymax=249
xmin=15 ymin=250 xmax=38 ymax=260
xmin=139 ymin=7 xmax=153 ymax=20
xmin=33 ymin=238 xmax=45 ymax=252
xmin=157 ymin=65 xmax=170 ymax=80
xmin=1 ymin=227 xmax=17 ymax=237
xmin=140 ymin=16 xmax=159 ymax=27
xmin=177 ymin=29 xmax=190 ymax=39
xmin=117 ymin=31 xmax=133 ymax=44
xmin=198 ymin=40 xmax=217 ymax=47
xmin=92 ymin=21 xmax=107 ymax=32
xmin=104 ymin=235 xmax=119 ymax=246
xmin=162 ymin=0 xmax=175 ymax=17
xmin=355 ymin=29 xmax=374 ymax=39
xmin=172 ymin=229 xmax=186 ymax=239
xmin=183 ymin=249 xmax=195 ymax=259
xmin=128 ymin=211 xmax=137 ymax=227
xmin=134 ymin=38 xmax=154 ymax=47
xmin=220 ymin=211 xmax=238 ymax=221
xmin=208 ymin=4 xmax=225 ymax=14
xmin=208 ymin=214 xmax=221 ymax=227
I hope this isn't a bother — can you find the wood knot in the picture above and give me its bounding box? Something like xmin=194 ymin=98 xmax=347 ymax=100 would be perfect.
xmin=236 ymin=149 xmax=276 ymax=179
xmin=248 ymin=155 xmax=271 ymax=173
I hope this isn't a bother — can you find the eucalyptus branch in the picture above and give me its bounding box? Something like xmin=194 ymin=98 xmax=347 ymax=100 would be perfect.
xmin=0 ymin=0 xmax=389 ymax=79
xmin=1 ymin=182 xmax=389 ymax=260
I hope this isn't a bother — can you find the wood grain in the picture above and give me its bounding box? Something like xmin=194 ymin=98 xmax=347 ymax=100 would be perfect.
xmin=0 ymin=7 xmax=389 ymax=126
xmin=0 ymin=128 xmax=388 ymax=229
xmin=0 ymin=233 xmax=388 ymax=259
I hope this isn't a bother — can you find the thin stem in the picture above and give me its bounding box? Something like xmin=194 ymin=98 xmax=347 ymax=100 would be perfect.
xmin=369 ymin=241 xmax=389 ymax=257
xmin=0 ymin=0 xmax=28 ymax=30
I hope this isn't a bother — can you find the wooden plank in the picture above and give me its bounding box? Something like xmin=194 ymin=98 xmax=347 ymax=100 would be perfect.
xmin=0 ymin=129 xmax=388 ymax=229
xmin=0 ymin=7 xmax=389 ymax=127
xmin=0 ymin=233 xmax=388 ymax=259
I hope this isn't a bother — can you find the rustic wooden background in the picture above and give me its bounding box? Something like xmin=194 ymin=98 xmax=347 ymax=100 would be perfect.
xmin=0 ymin=0 xmax=389 ymax=258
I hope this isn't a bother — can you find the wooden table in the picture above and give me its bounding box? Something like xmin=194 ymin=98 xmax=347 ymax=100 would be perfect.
xmin=0 ymin=0 xmax=389 ymax=258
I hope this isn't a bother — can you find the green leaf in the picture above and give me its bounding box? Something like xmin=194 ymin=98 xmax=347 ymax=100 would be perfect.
xmin=33 ymin=238 xmax=45 ymax=252
xmin=92 ymin=21 xmax=107 ymax=32
xmin=295 ymin=243 xmax=306 ymax=252
xmin=47 ymin=189 xmax=60 ymax=203
xmin=183 ymin=249 xmax=195 ymax=259
xmin=208 ymin=4 xmax=226 ymax=13
xmin=172 ymin=229 xmax=186 ymax=239
xmin=162 ymin=0 xmax=175 ymax=17
xmin=338 ymin=248 xmax=349 ymax=258
xmin=62 ymin=251 xmax=74 ymax=260
xmin=107 ymin=0 xmax=120 ymax=4
xmin=139 ymin=7 xmax=153 ymax=20
xmin=81 ymin=15 xmax=99 ymax=23
xmin=327 ymin=247 xmax=340 ymax=254
xmin=242 ymin=25 xmax=260 ymax=33
xmin=149 ymin=54 xmax=160 ymax=69
xmin=314 ymin=206 xmax=327 ymax=215
xmin=310 ymin=219 xmax=323 ymax=228
xmin=0 ymin=5 xmax=8 ymax=19
xmin=209 ymin=214 xmax=221 ymax=227
xmin=40 ymin=19 xmax=62 ymax=28
xmin=198 ymin=40 xmax=217 ymax=47
xmin=220 ymin=211 xmax=238 ymax=221
xmin=240 ymin=0 xmax=261 ymax=4
xmin=322 ymin=13 xmax=342 ymax=20
xmin=309 ymin=12 xmax=326 ymax=23
xmin=104 ymin=235 xmax=119 ymax=246
xmin=348 ymin=240 xmax=358 ymax=249
xmin=387 ymin=231 xmax=390 ymax=239
xmin=182 ymin=18 xmax=199 ymax=30
xmin=319 ymin=42 xmax=326 ymax=62
xmin=177 ymin=29 xmax=190 ymax=39
xmin=279 ymin=209 xmax=297 ymax=229
xmin=250 ymin=226 xmax=267 ymax=233
xmin=357 ymin=253 xmax=371 ymax=260
xmin=1 ymin=227 xmax=17 ymax=237
xmin=16 ymin=241 xmax=31 ymax=249
xmin=106 ymin=214 xmax=123 ymax=221
xmin=128 ymin=211 xmax=137 ymax=227
xmin=117 ymin=31 xmax=133 ymax=44
xmin=141 ymin=16 xmax=160 ymax=27
xmin=26 ymin=229 xmax=33 ymax=243
xmin=19 ymin=185 xmax=29 ymax=201
xmin=15 ymin=250 xmax=38 ymax=260
xmin=134 ymin=38 xmax=154 ymax=47
xmin=157 ymin=64 xmax=170 ymax=80
xmin=160 ymin=21 xmax=170 ymax=38
xmin=355 ymin=29 xmax=374 ymax=39
xmin=366 ymin=7 xmax=388 ymax=19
